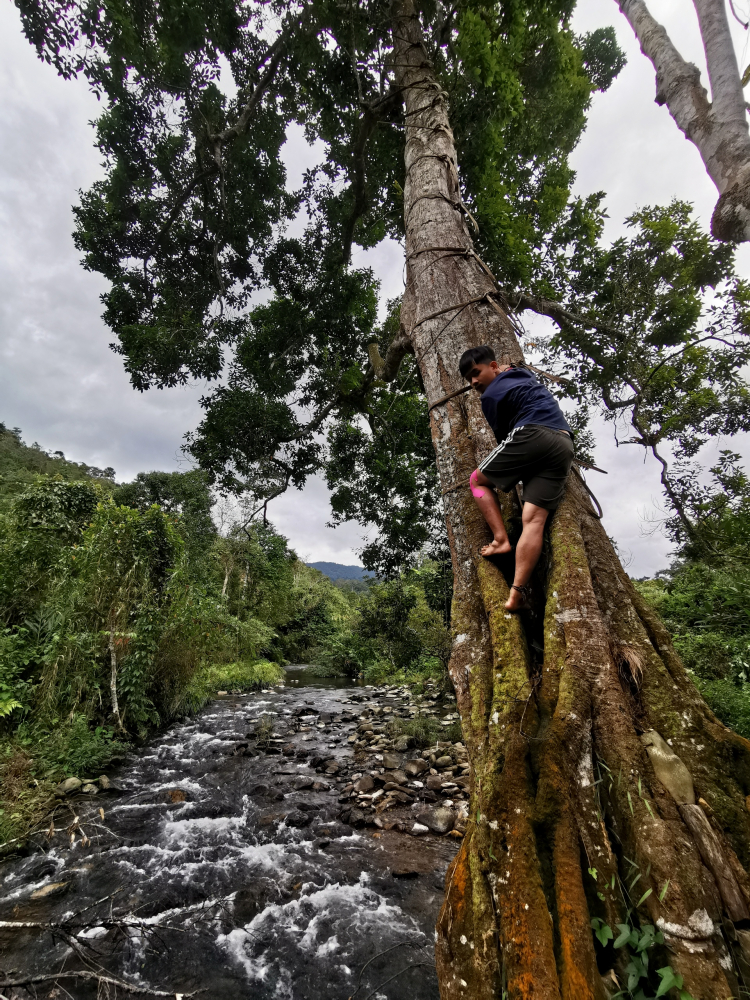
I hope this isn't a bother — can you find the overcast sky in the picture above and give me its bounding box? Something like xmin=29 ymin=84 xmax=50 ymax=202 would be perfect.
xmin=1 ymin=0 xmax=749 ymax=573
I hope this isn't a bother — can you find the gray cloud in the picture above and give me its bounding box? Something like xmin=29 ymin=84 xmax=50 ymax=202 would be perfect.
xmin=0 ymin=1 xmax=747 ymax=573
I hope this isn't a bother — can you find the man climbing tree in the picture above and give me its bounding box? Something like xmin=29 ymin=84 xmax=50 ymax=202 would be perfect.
xmin=13 ymin=0 xmax=750 ymax=996
xmin=459 ymin=346 xmax=574 ymax=612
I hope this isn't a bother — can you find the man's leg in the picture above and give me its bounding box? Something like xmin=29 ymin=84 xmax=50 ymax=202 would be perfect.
xmin=505 ymin=502 xmax=549 ymax=611
xmin=470 ymin=469 xmax=512 ymax=556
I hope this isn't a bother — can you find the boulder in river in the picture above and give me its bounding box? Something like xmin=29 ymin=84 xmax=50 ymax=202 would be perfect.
xmin=54 ymin=777 xmax=82 ymax=797
xmin=417 ymin=806 xmax=455 ymax=835
xmin=284 ymin=809 xmax=312 ymax=828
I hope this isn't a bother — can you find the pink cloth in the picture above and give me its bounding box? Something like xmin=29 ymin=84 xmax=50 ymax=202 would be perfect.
xmin=470 ymin=468 xmax=486 ymax=499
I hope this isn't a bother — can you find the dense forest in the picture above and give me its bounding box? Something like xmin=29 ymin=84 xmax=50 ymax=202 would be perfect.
xmin=0 ymin=423 xmax=452 ymax=845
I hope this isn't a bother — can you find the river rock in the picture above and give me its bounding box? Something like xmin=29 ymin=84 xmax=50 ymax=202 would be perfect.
xmin=98 ymin=775 xmax=111 ymax=790
xmin=417 ymin=806 xmax=455 ymax=835
xmin=389 ymin=770 xmax=408 ymax=785
xmin=394 ymin=736 xmax=411 ymax=751
xmin=382 ymin=752 xmax=401 ymax=769
xmin=54 ymin=777 xmax=82 ymax=797
xmin=284 ymin=809 xmax=311 ymax=828
xmin=425 ymin=775 xmax=443 ymax=791
xmin=404 ymin=758 xmax=429 ymax=777
xmin=356 ymin=774 xmax=375 ymax=793
xmin=410 ymin=823 xmax=429 ymax=836
xmin=81 ymin=782 xmax=98 ymax=795
xmin=312 ymin=781 xmax=330 ymax=791
xmin=435 ymin=755 xmax=453 ymax=769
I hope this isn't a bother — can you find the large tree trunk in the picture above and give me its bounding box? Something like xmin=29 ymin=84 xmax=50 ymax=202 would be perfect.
xmin=391 ymin=4 xmax=750 ymax=996
xmin=615 ymin=0 xmax=750 ymax=243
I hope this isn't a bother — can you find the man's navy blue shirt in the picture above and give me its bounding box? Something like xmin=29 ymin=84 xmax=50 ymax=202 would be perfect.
xmin=480 ymin=367 xmax=571 ymax=443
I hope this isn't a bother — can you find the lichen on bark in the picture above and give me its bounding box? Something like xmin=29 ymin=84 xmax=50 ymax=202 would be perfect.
xmin=391 ymin=2 xmax=750 ymax=996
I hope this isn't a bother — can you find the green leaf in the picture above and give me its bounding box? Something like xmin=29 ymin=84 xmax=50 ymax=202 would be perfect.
xmin=592 ymin=921 xmax=614 ymax=947
xmin=742 ymin=63 xmax=750 ymax=87
xmin=613 ymin=923 xmax=631 ymax=948
xmin=637 ymin=888 xmax=653 ymax=907
xmin=588 ymin=867 xmax=598 ymax=881
xmin=655 ymin=966 xmax=683 ymax=996
xmin=659 ymin=879 xmax=670 ymax=902
xmin=627 ymin=790 xmax=634 ymax=815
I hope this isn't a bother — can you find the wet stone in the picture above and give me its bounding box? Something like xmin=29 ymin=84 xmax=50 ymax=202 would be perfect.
xmin=356 ymin=774 xmax=375 ymax=793
xmin=382 ymin=752 xmax=401 ymax=769
xmin=417 ymin=806 xmax=455 ymax=835
xmin=435 ymin=756 xmax=453 ymax=769
xmin=404 ymin=759 xmax=429 ymax=777
xmin=425 ymin=775 xmax=443 ymax=791
xmin=284 ymin=809 xmax=312 ymax=828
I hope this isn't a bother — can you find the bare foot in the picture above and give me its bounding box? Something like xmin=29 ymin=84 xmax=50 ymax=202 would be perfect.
xmin=505 ymin=586 xmax=530 ymax=612
xmin=480 ymin=538 xmax=512 ymax=557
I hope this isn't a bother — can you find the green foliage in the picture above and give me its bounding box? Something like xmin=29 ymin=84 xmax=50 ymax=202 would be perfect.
xmin=114 ymin=469 xmax=217 ymax=569
xmin=0 ymin=423 xmax=115 ymax=512
xmin=182 ymin=659 xmax=284 ymax=709
xmin=540 ymin=203 xmax=750 ymax=535
xmin=590 ymin=917 xmax=692 ymax=1000
xmin=634 ymin=453 xmax=750 ymax=738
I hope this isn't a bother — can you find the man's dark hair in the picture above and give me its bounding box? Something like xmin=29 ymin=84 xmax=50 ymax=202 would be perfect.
xmin=459 ymin=345 xmax=496 ymax=379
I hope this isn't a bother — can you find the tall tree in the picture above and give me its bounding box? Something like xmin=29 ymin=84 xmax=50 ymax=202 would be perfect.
xmin=615 ymin=0 xmax=750 ymax=242
xmin=14 ymin=0 xmax=750 ymax=995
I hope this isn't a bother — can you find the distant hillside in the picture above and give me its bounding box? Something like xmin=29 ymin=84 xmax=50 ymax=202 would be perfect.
xmin=307 ymin=561 xmax=374 ymax=581
xmin=0 ymin=423 xmax=116 ymax=510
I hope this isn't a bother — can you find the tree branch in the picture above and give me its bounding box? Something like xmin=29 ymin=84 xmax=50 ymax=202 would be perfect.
xmin=0 ymin=971 xmax=200 ymax=997
xmin=615 ymin=0 xmax=750 ymax=240
xmin=367 ymin=332 xmax=414 ymax=381
xmin=502 ymin=289 xmax=627 ymax=342
xmin=214 ymin=33 xmax=289 ymax=143
xmin=693 ymin=0 xmax=747 ymax=124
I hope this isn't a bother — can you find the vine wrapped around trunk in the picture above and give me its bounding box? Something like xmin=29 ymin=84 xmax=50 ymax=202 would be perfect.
xmin=391 ymin=3 xmax=750 ymax=997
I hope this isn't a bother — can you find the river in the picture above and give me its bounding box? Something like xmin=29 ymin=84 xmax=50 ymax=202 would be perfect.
xmin=0 ymin=668 xmax=459 ymax=999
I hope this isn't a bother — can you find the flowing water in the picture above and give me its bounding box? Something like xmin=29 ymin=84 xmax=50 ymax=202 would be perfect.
xmin=0 ymin=669 xmax=457 ymax=999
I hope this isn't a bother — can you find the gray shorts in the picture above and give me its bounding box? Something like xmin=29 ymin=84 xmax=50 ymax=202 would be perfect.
xmin=478 ymin=424 xmax=574 ymax=511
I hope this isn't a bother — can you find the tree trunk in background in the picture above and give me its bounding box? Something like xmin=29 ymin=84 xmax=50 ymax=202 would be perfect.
xmin=391 ymin=3 xmax=750 ymax=996
xmin=615 ymin=0 xmax=750 ymax=242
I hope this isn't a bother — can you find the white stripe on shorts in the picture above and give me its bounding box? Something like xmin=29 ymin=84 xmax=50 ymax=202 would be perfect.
xmin=478 ymin=424 xmax=525 ymax=472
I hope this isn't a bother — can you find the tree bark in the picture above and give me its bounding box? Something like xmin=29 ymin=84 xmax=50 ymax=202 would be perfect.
xmin=615 ymin=0 xmax=750 ymax=242
xmin=390 ymin=3 xmax=750 ymax=996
